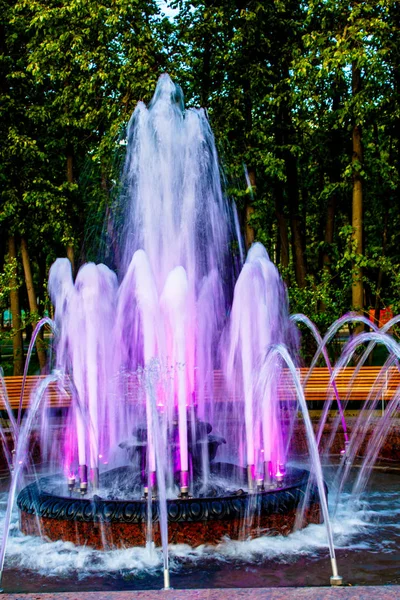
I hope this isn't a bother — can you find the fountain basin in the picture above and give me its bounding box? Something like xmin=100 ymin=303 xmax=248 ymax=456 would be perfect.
xmin=17 ymin=466 xmax=322 ymax=549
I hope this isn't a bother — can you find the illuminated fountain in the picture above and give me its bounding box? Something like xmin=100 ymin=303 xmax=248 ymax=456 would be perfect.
xmin=14 ymin=75 xmax=327 ymax=557
xmin=3 ymin=75 xmax=400 ymax=592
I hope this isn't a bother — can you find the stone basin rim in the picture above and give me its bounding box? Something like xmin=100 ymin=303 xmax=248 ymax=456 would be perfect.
xmin=17 ymin=465 xmax=320 ymax=526
xmin=17 ymin=464 xmax=313 ymax=505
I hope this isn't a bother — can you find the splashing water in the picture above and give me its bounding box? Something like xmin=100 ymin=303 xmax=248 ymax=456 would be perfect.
xmin=2 ymin=470 xmax=400 ymax=590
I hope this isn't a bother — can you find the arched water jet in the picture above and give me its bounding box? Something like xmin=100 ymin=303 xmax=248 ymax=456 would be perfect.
xmin=0 ymin=369 xmax=16 ymax=471
xmin=0 ymin=372 xmax=64 ymax=591
xmin=297 ymin=314 xmax=381 ymax=463
xmin=290 ymin=314 xmax=349 ymax=448
xmin=308 ymin=313 xmax=378 ymax=375
xmin=0 ymin=368 xmax=17 ymax=447
xmin=17 ymin=317 xmax=56 ymax=432
xmin=258 ymin=344 xmax=342 ymax=586
xmin=321 ymin=324 xmax=398 ymax=461
xmin=355 ymin=314 xmax=400 ymax=372
xmin=328 ymin=332 xmax=400 ymax=504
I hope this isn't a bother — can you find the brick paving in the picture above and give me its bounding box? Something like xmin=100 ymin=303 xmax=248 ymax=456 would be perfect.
xmin=1 ymin=587 xmax=400 ymax=600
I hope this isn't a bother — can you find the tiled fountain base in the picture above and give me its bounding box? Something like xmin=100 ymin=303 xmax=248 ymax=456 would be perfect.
xmin=19 ymin=503 xmax=321 ymax=548
xmin=17 ymin=467 xmax=321 ymax=549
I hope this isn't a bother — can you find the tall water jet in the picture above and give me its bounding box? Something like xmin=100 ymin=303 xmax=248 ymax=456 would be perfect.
xmin=225 ymin=243 xmax=297 ymax=489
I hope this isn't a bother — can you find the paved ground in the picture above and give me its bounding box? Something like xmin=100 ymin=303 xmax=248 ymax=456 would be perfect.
xmin=1 ymin=587 xmax=400 ymax=600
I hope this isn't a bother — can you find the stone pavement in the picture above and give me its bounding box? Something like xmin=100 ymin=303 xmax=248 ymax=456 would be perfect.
xmin=1 ymin=587 xmax=400 ymax=600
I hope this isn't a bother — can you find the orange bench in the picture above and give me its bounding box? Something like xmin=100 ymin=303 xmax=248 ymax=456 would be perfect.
xmin=1 ymin=376 xmax=71 ymax=411
xmin=1 ymin=367 xmax=399 ymax=411
xmin=297 ymin=366 xmax=400 ymax=405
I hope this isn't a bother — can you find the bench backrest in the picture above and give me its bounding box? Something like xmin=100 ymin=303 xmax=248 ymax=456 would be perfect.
xmin=1 ymin=366 xmax=399 ymax=410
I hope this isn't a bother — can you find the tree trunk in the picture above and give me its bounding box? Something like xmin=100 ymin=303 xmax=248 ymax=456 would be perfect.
xmin=323 ymin=195 xmax=336 ymax=268
xmin=351 ymin=63 xmax=364 ymax=314
xmin=274 ymin=107 xmax=289 ymax=277
xmin=200 ymin=27 xmax=211 ymax=108
xmin=8 ymin=236 xmax=24 ymax=375
xmin=66 ymin=244 xmax=75 ymax=272
xmin=66 ymin=151 xmax=75 ymax=273
xmin=322 ymin=80 xmax=341 ymax=271
xmin=242 ymin=72 xmax=255 ymax=251
xmin=275 ymin=193 xmax=289 ymax=270
xmin=277 ymin=83 xmax=307 ymax=287
xmin=20 ymin=237 xmax=47 ymax=372
xmin=285 ymin=151 xmax=307 ymax=288
xmin=372 ymin=122 xmax=388 ymax=328
xmin=67 ymin=152 xmax=73 ymax=184
xmin=244 ymin=167 xmax=256 ymax=250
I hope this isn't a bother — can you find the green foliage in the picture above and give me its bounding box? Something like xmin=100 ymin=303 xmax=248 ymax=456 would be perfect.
xmin=0 ymin=0 xmax=399 ymax=359
xmin=0 ymin=258 xmax=20 ymax=310
xmin=170 ymin=0 xmax=400 ymax=334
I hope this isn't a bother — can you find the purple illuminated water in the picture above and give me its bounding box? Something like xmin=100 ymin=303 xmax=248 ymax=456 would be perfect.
xmin=46 ymin=74 xmax=297 ymax=498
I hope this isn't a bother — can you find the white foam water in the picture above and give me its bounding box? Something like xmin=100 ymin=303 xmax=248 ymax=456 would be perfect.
xmin=2 ymin=476 xmax=400 ymax=581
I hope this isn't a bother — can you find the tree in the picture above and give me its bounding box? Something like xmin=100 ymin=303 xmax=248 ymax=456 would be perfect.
xmin=7 ymin=236 xmax=24 ymax=375
xmin=14 ymin=0 xmax=167 ymax=267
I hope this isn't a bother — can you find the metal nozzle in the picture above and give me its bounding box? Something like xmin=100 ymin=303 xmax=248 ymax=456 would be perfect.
xmin=143 ymin=471 xmax=157 ymax=499
xmin=143 ymin=486 xmax=157 ymax=499
xmin=264 ymin=461 xmax=274 ymax=489
xmin=330 ymin=557 xmax=343 ymax=586
xmin=256 ymin=478 xmax=264 ymax=491
xmin=340 ymin=439 xmax=350 ymax=464
xmin=163 ymin=567 xmax=170 ymax=590
xmin=67 ymin=476 xmax=75 ymax=493
xmin=78 ymin=464 xmax=88 ymax=496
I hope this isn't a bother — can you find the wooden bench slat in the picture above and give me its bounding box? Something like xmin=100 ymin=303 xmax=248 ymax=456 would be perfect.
xmin=1 ymin=368 xmax=399 ymax=411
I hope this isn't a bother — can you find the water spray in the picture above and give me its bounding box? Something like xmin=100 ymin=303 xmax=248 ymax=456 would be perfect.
xmin=90 ymin=467 xmax=99 ymax=490
xmin=179 ymin=470 xmax=189 ymax=497
xmin=247 ymin=464 xmax=255 ymax=491
xmin=264 ymin=461 xmax=274 ymax=489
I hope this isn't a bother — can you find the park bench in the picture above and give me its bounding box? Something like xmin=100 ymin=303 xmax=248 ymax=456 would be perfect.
xmin=212 ymin=366 xmax=400 ymax=408
xmin=1 ymin=375 xmax=71 ymax=411
xmin=1 ymin=367 xmax=399 ymax=413
xmin=296 ymin=366 xmax=400 ymax=408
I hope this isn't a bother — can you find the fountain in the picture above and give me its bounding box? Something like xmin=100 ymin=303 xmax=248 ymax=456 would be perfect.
xmin=14 ymin=74 xmax=325 ymax=552
xmin=2 ymin=74 xmax=400 ymax=592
